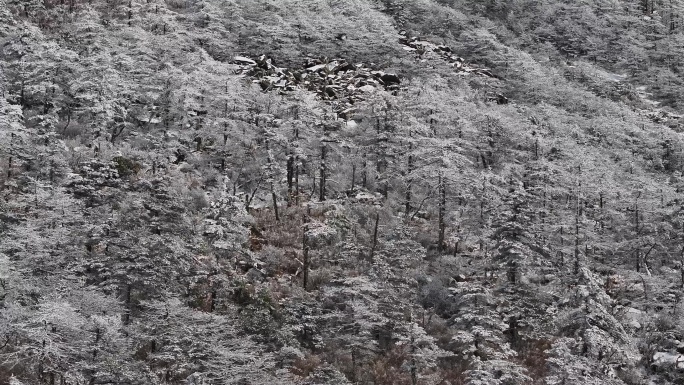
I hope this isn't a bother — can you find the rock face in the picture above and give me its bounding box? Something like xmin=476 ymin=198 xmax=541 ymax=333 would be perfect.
xmin=233 ymin=33 xmax=501 ymax=116
xmin=644 ymin=109 xmax=682 ymax=128
xmin=233 ymin=54 xmax=400 ymax=117
xmin=398 ymin=31 xmax=498 ymax=78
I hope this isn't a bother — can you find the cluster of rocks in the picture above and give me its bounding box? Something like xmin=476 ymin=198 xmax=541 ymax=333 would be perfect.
xmin=398 ymin=31 xmax=496 ymax=78
xmin=233 ymin=33 xmax=500 ymax=113
xmin=644 ymin=109 xmax=682 ymax=126
xmin=233 ymin=55 xmax=400 ymax=115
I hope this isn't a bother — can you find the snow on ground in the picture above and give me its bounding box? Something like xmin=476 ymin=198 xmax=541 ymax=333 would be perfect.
xmin=653 ymin=352 xmax=684 ymax=369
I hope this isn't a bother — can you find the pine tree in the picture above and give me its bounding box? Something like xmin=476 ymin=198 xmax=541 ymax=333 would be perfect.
xmin=491 ymin=183 xmax=537 ymax=285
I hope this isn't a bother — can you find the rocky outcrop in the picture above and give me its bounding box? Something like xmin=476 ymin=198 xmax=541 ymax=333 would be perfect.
xmin=234 ymin=33 xmax=500 ymax=116
xmin=398 ymin=30 xmax=498 ymax=78
xmin=234 ymin=54 xmax=400 ymax=116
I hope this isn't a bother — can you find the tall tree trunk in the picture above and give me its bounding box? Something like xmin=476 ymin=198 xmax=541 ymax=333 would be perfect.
xmin=410 ymin=324 xmax=418 ymax=385
xmin=302 ymin=220 xmax=309 ymax=290
xmin=405 ymin=144 xmax=413 ymax=218
xmin=438 ymin=173 xmax=446 ymax=252
xmin=680 ymin=246 xmax=684 ymax=288
xmin=62 ymin=109 xmax=72 ymax=133
xmin=287 ymin=153 xmax=294 ymax=206
xmin=319 ymin=145 xmax=327 ymax=201
xmin=574 ymin=183 xmax=581 ymax=275
xmin=271 ymin=184 xmax=279 ymax=221
xmin=405 ymin=180 xmax=412 ymax=218
xmin=362 ymin=153 xmax=368 ymax=189
xmin=123 ymin=284 xmax=132 ymax=325
xmin=351 ymin=164 xmax=356 ymax=194
xmin=370 ymin=213 xmax=380 ymax=262
xmin=480 ymin=177 xmax=487 ymax=222
xmin=635 ymin=192 xmax=641 ymax=272
xmin=295 ymin=155 xmax=300 ymax=205
xmin=209 ymin=290 xmax=216 ymax=312
xmin=20 ymin=79 xmax=25 ymax=107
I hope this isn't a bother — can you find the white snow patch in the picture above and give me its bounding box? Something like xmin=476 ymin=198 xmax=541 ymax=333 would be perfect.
xmin=623 ymin=307 xmax=643 ymax=329
xmin=345 ymin=120 xmax=358 ymax=128
xmin=635 ymin=85 xmax=661 ymax=106
xmin=233 ymin=56 xmax=256 ymax=65
xmin=604 ymin=72 xmax=627 ymax=82
xmin=653 ymin=352 xmax=684 ymax=369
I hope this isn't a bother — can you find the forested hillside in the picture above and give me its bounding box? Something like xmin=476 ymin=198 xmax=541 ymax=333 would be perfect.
xmin=2 ymin=0 xmax=684 ymax=384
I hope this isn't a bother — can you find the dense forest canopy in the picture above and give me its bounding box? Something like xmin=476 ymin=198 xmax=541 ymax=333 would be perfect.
xmin=2 ymin=0 xmax=684 ymax=384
